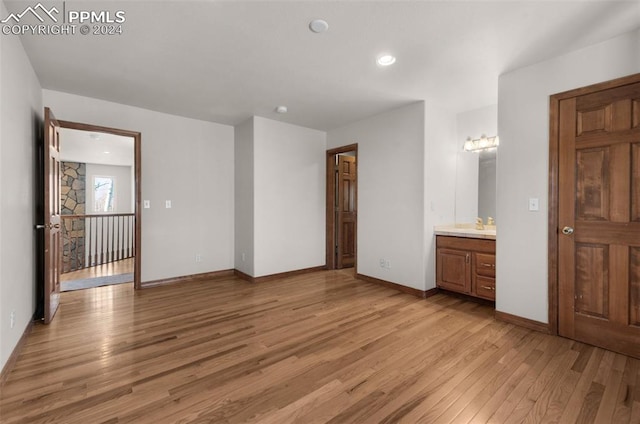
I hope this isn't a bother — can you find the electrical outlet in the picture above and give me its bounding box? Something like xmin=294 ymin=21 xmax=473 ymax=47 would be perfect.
xmin=195 ymin=254 xmax=202 ymax=263
xmin=385 ymin=260 xmax=391 ymax=269
xmin=166 ymin=200 xmax=172 ymax=209
xmin=143 ymin=200 xmax=150 ymax=208
xmin=380 ymin=258 xmax=385 ymax=268
xmin=10 ymin=311 xmax=15 ymax=329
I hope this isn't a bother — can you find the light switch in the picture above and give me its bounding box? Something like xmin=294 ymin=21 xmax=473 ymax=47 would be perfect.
xmin=166 ymin=200 xmax=172 ymax=209
xmin=528 ymin=197 xmax=539 ymax=211
xmin=144 ymin=200 xmax=150 ymax=209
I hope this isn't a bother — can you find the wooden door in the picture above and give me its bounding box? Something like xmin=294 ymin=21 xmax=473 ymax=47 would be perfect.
xmin=44 ymin=107 xmax=61 ymax=323
xmin=336 ymin=155 xmax=356 ymax=268
xmin=558 ymin=80 xmax=640 ymax=357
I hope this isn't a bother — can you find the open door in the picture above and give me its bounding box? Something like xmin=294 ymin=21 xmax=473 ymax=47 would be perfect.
xmin=336 ymin=155 xmax=356 ymax=268
xmin=44 ymin=107 xmax=61 ymax=323
xmin=326 ymin=145 xmax=358 ymax=270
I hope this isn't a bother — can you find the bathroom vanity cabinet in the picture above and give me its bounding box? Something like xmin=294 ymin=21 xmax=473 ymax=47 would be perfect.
xmin=436 ymin=235 xmax=496 ymax=301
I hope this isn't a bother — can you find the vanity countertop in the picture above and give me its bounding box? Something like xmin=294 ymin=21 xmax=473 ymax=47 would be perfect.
xmin=434 ymin=225 xmax=496 ymax=240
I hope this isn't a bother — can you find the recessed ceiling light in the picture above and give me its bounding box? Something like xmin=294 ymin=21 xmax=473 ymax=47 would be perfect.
xmin=276 ymin=106 xmax=288 ymax=114
xmin=376 ymin=54 xmax=396 ymax=66
xmin=309 ymin=19 xmax=328 ymax=33
xmin=103 ymin=151 xmax=110 ymax=154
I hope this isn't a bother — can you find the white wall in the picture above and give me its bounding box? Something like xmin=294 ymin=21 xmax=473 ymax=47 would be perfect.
xmin=43 ymin=90 xmax=235 ymax=282
xmin=234 ymin=118 xmax=254 ymax=276
xmin=86 ymin=163 xmax=133 ymax=214
xmin=454 ymin=105 xmax=497 ymax=223
xmin=0 ymin=2 xmax=43 ymax=370
xmin=253 ymin=117 xmax=326 ymax=277
xmin=497 ymin=30 xmax=640 ymax=323
xmin=424 ymin=104 xmax=458 ymax=289
xmin=328 ymin=102 xmax=427 ymax=290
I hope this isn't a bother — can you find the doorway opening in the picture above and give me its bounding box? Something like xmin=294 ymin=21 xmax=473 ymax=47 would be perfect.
xmin=326 ymin=144 xmax=358 ymax=270
xmin=58 ymin=127 xmax=136 ymax=291
xmin=56 ymin=119 xmax=141 ymax=293
xmin=39 ymin=109 xmax=142 ymax=323
xmin=58 ymin=120 xmax=142 ymax=291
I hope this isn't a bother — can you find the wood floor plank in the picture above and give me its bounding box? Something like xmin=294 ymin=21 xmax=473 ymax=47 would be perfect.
xmin=593 ymin=354 xmax=628 ymax=423
xmin=557 ymin=346 xmax=605 ymax=423
xmin=502 ymin=341 xmax=580 ymax=423
xmin=611 ymin=356 xmax=639 ymax=423
xmin=575 ymin=381 xmax=606 ymax=423
xmin=1 ymin=269 xmax=639 ymax=423
xmin=460 ymin=345 xmax=544 ymax=423
xmin=433 ymin=332 xmax=546 ymax=423
xmin=485 ymin=336 xmax=566 ymax=423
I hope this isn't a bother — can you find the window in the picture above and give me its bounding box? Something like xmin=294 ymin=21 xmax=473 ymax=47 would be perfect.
xmin=94 ymin=176 xmax=115 ymax=212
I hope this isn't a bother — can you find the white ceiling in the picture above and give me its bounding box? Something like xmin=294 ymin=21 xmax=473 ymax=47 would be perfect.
xmin=8 ymin=1 xmax=640 ymax=131
xmin=59 ymin=128 xmax=134 ymax=166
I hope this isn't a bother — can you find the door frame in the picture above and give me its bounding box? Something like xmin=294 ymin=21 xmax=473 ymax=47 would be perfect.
xmin=548 ymin=72 xmax=640 ymax=335
xmin=326 ymin=144 xmax=358 ymax=270
xmin=57 ymin=119 xmax=143 ymax=290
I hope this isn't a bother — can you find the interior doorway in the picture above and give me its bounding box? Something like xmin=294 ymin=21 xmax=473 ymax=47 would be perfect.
xmin=39 ymin=108 xmax=142 ymax=324
xmin=326 ymin=144 xmax=358 ymax=270
xmin=58 ymin=127 xmax=136 ymax=292
xmin=58 ymin=120 xmax=142 ymax=290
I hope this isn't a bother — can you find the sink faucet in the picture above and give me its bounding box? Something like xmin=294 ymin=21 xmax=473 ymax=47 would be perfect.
xmin=487 ymin=217 xmax=495 ymax=226
xmin=476 ymin=217 xmax=484 ymax=230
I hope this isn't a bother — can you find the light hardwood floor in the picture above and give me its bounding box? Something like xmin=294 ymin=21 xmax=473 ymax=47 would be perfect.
xmin=60 ymin=258 xmax=134 ymax=282
xmin=1 ymin=270 xmax=639 ymax=423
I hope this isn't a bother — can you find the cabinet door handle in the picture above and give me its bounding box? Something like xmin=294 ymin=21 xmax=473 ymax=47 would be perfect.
xmin=481 ymin=263 xmax=493 ymax=268
xmin=480 ymin=285 xmax=495 ymax=291
xmin=465 ymin=254 xmax=470 ymax=263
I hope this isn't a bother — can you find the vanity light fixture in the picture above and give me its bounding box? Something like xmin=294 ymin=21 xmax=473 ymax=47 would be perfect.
xmin=463 ymin=134 xmax=499 ymax=152
xmin=376 ymin=54 xmax=396 ymax=66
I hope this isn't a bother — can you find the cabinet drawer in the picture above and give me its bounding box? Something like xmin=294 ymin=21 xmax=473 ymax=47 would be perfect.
xmin=476 ymin=276 xmax=496 ymax=301
xmin=475 ymin=253 xmax=496 ymax=277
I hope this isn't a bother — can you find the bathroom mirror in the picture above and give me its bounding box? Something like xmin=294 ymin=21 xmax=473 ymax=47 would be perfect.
xmin=454 ymin=104 xmax=497 ymax=225
xmin=454 ymin=149 xmax=497 ymax=224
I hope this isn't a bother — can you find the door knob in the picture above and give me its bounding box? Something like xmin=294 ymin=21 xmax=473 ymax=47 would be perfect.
xmin=562 ymin=226 xmax=574 ymax=235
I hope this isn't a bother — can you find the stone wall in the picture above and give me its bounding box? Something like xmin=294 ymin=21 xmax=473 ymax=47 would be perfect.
xmin=61 ymin=162 xmax=86 ymax=272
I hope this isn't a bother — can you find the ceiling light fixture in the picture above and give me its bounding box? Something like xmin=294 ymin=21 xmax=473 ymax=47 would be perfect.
xmin=376 ymin=54 xmax=396 ymax=66
xmin=463 ymin=135 xmax=499 ymax=152
xmin=309 ymin=19 xmax=329 ymax=33
xmin=103 ymin=151 xmax=110 ymax=154
xmin=276 ymin=106 xmax=288 ymax=114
